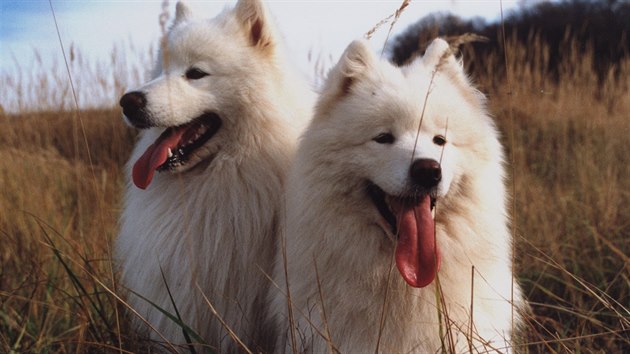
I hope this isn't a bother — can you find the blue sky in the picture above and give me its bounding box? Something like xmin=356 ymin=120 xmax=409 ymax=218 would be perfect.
xmin=0 ymin=1 xmax=523 ymax=110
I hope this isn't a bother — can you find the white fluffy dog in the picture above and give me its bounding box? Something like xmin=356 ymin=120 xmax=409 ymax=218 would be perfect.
xmin=271 ymin=39 xmax=525 ymax=353
xmin=116 ymin=0 xmax=311 ymax=352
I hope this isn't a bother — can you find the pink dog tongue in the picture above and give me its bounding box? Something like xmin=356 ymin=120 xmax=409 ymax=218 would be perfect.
xmin=394 ymin=195 xmax=440 ymax=288
xmin=132 ymin=128 xmax=186 ymax=189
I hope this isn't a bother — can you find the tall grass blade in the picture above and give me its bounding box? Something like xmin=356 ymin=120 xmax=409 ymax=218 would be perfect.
xmin=159 ymin=265 xmax=198 ymax=354
xmin=127 ymin=288 xmax=209 ymax=349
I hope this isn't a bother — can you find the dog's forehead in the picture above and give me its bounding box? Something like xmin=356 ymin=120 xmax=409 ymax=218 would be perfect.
xmin=167 ymin=18 xmax=241 ymax=57
xmin=345 ymin=93 xmax=420 ymax=134
xmin=341 ymin=73 xmax=427 ymax=132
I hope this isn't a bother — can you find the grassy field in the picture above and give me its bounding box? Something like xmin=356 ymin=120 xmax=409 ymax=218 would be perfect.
xmin=1 ymin=31 xmax=629 ymax=353
xmin=481 ymin=41 xmax=630 ymax=352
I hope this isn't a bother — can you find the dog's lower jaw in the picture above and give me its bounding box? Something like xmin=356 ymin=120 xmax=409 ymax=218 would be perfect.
xmin=158 ymin=113 xmax=223 ymax=171
xmin=366 ymin=181 xmax=438 ymax=238
xmin=132 ymin=113 xmax=222 ymax=189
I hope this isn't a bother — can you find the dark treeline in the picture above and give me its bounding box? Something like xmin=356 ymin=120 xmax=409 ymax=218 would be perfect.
xmin=389 ymin=0 xmax=630 ymax=83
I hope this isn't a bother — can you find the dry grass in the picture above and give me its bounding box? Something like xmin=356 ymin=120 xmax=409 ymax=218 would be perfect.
xmin=0 ymin=27 xmax=628 ymax=354
xmin=472 ymin=36 xmax=630 ymax=352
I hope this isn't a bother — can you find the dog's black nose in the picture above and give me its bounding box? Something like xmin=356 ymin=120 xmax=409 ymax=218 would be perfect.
xmin=410 ymin=159 xmax=442 ymax=188
xmin=120 ymin=91 xmax=151 ymax=128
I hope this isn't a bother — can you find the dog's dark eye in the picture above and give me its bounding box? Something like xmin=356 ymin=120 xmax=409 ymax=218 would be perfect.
xmin=185 ymin=68 xmax=209 ymax=80
xmin=373 ymin=132 xmax=395 ymax=144
xmin=433 ymin=135 xmax=447 ymax=146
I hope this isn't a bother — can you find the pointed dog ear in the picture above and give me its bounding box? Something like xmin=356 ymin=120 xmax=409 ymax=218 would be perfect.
xmin=336 ymin=39 xmax=376 ymax=96
xmin=314 ymin=39 xmax=376 ymax=119
xmin=234 ymin=0 xmax=275 ymax=50
xmin=422 ymin=38 xmax=451 ymax=68
xmin=421 ymin=37 xmax=486 ymax=108
xmin=422 ymin=38 xmax=468 ymax=83
xmin=173 ymin=1 xmax=193 ymax=26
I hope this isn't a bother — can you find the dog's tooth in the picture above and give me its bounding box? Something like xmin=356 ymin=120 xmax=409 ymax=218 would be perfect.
xmin=431 ymin=206 xmax=436 ymax=220
xmin=167 ymin=148 xmax=173 ymax=158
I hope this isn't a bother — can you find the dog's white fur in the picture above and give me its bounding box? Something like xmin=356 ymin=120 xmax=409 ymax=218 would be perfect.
xmin=115 ymin=0 xmax=311 ymax=351
xmin=270 ymin=39 xmax=524 ymax=353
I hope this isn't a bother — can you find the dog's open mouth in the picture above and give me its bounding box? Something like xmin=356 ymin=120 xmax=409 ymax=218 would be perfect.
xmin=367 ymin=183 xmax=440 ymax=288
xmin=132 ymin=113 xmax=222 ymax=189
